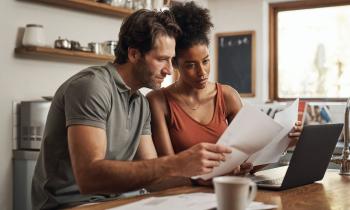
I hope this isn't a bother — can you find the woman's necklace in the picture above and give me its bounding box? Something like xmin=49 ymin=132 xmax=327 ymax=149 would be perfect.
xmin=175 ymin=83 xmax=201 ymax=111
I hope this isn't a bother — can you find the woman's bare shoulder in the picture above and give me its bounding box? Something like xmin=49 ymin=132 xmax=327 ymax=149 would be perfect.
xmin=220 ymin=84 xmax=241 ymax=102
xmin=146 ymin=87 xmax=172 ymax=113
xmin=146 ymin=88 xmax=163 ymax=101
xmin=219 ymin=83 xmax=242 ymax=115
xmin=146 ymin=88 xmax=166 ymax=107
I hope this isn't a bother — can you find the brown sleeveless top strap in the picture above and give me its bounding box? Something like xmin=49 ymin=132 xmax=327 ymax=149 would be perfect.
xmin=162 ymin=83 xmax=228 ymax=153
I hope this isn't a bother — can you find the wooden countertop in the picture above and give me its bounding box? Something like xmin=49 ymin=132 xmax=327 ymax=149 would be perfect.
xmin=66 ymin=170 xmax=350 ymax=210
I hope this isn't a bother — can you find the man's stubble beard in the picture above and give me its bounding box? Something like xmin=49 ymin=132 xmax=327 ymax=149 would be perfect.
xmin=134 ymin=58 xmax=161 ymax=90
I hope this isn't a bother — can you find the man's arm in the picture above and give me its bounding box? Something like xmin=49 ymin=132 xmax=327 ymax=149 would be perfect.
xmin=68 ymin=125 xmax=231 ymax=195
xmin=135 ymin=135 xmax=192 ymax=191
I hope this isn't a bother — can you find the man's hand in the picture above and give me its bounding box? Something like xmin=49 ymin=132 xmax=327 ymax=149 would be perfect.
xmin=288 ymin=121 xmax=303 ymax=147
xmin=172 ymin=143 xmax=232 ymax=177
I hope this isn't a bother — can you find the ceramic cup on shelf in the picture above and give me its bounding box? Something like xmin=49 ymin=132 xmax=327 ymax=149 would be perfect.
xmin=22 ymin=24 xmax=46 ymax=47
xmin=213 ymin=176 xmax=257 ymax=210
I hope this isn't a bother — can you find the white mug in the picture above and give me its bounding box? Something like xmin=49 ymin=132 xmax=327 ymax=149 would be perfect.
xmin=214 ymin=176 xmax=257 ymax=210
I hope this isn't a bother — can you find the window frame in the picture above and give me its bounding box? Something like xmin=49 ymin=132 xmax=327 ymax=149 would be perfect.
xmin=269 ymin=0 xmax=350 ymax=102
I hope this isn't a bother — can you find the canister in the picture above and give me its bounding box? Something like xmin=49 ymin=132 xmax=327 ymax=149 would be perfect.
xmin=103 ymin=40 xmax=117 ymax=56
xmin=22 ymin=24 xmax=46 ymax=47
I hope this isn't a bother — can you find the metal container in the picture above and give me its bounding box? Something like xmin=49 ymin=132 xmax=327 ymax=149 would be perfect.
xmin=70 ymin=40 xmax=81 ymax=50
xmin=88 ymin=42 xmax=103 ymax=54
xmin=103 ymin=40 xmax=117 ymax=56
xmin=54 ymin=37 xmax=71 ymax=49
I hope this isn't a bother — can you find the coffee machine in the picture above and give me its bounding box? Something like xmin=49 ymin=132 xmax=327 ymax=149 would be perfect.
xmin=19 ymin=100 xmax=51 ymax=150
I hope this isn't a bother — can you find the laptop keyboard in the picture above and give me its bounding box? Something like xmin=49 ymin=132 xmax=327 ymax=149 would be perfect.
xmin=256 ymin=177 xmax=284 ymax=185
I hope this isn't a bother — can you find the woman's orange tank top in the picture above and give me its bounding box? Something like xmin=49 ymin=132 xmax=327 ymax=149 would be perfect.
xmin=163 ymin=83 xmax=228 ymax=153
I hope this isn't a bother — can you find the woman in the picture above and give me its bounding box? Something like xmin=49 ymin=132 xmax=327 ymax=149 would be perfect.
xmin=147 ymin=2 xmax=301 ymax=175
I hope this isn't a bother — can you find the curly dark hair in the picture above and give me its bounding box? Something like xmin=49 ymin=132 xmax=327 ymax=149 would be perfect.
xmin=170 ymin=1 xmax=213 ymax=54
xmin=114 ymin=9 xmax=182 ymax=64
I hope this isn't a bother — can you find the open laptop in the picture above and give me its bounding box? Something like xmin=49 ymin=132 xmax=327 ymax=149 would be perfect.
xmin=251 ymin=123 xmax=343 ymax=190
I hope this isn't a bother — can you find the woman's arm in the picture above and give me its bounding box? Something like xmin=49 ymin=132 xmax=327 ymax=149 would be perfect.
xmin=221 ymin=85 xmax=254 ymax=175
xmin=146 ymin=90 xmax=175 ymax=156
xmin=221 ymin=84 xmax=243 ymax=123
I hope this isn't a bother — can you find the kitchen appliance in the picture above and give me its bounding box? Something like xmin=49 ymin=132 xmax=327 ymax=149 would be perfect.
xmin=19 ymin=100 xmax=51 ymax=150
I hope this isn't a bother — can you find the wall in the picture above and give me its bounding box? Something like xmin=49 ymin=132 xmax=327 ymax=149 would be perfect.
xmin=0 ymin=0 xmax=123 ymax=209
xmin=208 ymin=0 xmax=345 ymax=122
xmin=207 ymin=0 xmax=304 ymax=104
xmin=207 ymin=0 xmax=346 ymax=120
xmin=208 ymin=0 xmax=265 ymax=103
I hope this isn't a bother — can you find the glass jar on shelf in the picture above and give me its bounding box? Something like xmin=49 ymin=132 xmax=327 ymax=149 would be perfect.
xmin=125 ymin=0 xmax=133 ymax=9
xmin=133 ymin=0 xmax=145 ymax=10
xmin=111 ymin=0 xmax=126 ymax=7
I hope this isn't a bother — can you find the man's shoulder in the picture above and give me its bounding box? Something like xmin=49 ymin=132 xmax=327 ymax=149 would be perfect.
xmin=67 ymin=65 xmax=112 ymax=90
xmin=53 ymin=65 xmax=114 ymax=106
xmin=75 ymin=65 xmax=112 ymax=83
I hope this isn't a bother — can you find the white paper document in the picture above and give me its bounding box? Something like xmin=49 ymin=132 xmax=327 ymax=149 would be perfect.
xmin=247 ymin=99 xmax=299 ymax=165
xmin=106 ymin=192 xmax=277 ymax=210
xmin=195 ymin=99 xmax=298 ymax=180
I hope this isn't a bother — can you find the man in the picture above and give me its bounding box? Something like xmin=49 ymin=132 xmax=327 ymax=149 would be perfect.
xmin=32 ymin=9 xmax=232 ymax=210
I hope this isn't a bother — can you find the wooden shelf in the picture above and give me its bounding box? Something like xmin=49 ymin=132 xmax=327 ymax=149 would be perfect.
xmin=15 ymin=46 xmax=114 ymax=62
xmin=31 ymin=0 xmax=134 ymax=17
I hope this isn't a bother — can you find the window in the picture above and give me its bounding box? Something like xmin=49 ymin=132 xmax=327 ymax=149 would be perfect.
xmin=269 ymin=0 xmax=350 ymax=101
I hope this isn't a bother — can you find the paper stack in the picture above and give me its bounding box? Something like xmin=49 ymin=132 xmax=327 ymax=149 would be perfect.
xmin=195 ymin=99 xmax=299 ymax=180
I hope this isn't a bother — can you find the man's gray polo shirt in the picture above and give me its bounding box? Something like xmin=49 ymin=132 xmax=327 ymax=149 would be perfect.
xmin=32 ymin=62 xmax=151 ymax=210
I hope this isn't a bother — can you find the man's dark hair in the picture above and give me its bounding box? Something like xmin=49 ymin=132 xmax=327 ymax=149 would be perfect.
xmin=114 ymin=9 xmax=181 ymax=64
xmin=170 ymin=1 xmax=213 ymax=54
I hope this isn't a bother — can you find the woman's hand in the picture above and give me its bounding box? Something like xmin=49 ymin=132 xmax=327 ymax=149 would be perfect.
xmin=288 ymin=121 xmax=303 ymax=147
xmin=191 ymin=162 xmax=254 ymax=186
xmin=229 ymin=162 xmax=253 ymax=176
xmin=249 ymin=164 xmax=268 ymax=175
